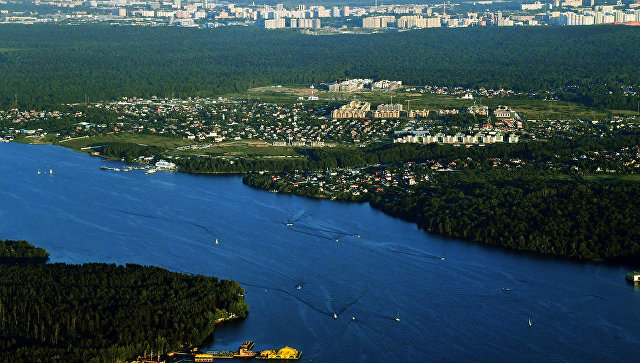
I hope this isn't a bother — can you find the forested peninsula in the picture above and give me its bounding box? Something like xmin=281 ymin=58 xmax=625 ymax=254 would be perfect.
xmin=0 ymin=240 xmax=248 ymax=363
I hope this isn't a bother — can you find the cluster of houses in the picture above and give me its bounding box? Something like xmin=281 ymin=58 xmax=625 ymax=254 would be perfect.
xmin=79 ymin=97 xmax=403 ymax=144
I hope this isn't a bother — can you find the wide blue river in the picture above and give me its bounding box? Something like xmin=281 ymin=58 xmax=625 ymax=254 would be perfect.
xmin=0 ymin=142 xmax=639 ymax=361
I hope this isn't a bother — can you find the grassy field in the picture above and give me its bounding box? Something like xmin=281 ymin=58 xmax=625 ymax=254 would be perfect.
xmin=44 ymin=133 xmax=307 ymax=159
xmin=237 ymin=86 xmax=616 ymax=120
xmin=56 ymin=134 xmax=193 ymax=153
xmin=582 ymin=174 xmax=640 ymax=182
xmin=172 ymin=140 xmax=306 ymax=158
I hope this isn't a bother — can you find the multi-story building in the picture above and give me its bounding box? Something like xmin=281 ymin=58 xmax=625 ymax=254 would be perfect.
xmin=397 ymin=15 xmax=427 ymax=28
xmin=373 ymin=103 xmax=403 ymax=118
xmin=407 ymin=109 xmax=430 ymax=118
xmin=362 ymin=15 xmax=396 ymax=28
xmin=328 ymin=79 xmax=372 ymax=92
xmin=265 ymin=18 xmax=286 ymax=28
xmin=372 ymin=80 xmax=402 ymax=90
xmin=332 ymin=101 xmax=371 ymax=119
xmin=395 ymin=131 xmax=518 ymax=144
xmin=494 ymin=106 xmax=520 ymax=121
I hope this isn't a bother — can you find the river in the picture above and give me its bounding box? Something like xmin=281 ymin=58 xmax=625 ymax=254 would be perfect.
xmin=0 ymin=142 xmax=638 ymax=362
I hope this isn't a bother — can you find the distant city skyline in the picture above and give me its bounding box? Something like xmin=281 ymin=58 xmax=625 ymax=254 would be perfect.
xmin=1 ymin=0 xmax=639 ymax=29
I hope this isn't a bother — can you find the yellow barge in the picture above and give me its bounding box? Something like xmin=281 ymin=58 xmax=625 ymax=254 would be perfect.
xmin=255 ymin=346 xmax=301 ymax=360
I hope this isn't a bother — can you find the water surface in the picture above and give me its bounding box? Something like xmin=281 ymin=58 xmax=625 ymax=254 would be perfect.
xmin=0 ymin=143 xmax=638 ymax=362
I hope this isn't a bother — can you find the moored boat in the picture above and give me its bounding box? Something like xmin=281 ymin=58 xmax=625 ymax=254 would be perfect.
xmin=626 ymin=271 xmax=640 ymax=282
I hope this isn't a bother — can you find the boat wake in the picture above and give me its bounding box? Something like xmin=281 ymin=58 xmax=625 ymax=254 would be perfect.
xmin=390 ymin=248 xmax=444 ymax=261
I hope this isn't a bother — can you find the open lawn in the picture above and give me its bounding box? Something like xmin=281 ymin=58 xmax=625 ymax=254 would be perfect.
xmin=45 ymin=133 xmax=307 ymax=159
xmin=56 ymin=134 xmax=193 ymax=152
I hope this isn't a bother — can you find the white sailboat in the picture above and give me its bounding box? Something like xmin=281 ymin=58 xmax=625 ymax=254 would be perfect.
xmin=215 ymin=238 xmax=219 ymax=245
xmin=37 ymin=170 xmax=41 ymax=175
xmin=333 ymin=313 xmax=337 ymax=319
xmin=528 ymin=318 xmax=533 ymax=327
xmin=49 ymin=168 xmax=53 ymax=175
xmin=395 ymin=312 xmax=400 ymax=322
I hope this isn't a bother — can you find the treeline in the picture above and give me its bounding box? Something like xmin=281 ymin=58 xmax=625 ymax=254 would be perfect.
xmin=101 ymin=142 xmax=164 ymax=161
xmin=1 ymin=24 xmax=640 ymax=108
xmin=0 ymin=239 xmax=49 ymax=264
xmin=372 ymin=169 xmax=640 ymax=261
xmin=556 ymin=85 xmax=640 ymax=111
xmin=181 ymin=134 xmax=640 ymax=174
xmin=0 ymin=241 xmax=249 ymax=362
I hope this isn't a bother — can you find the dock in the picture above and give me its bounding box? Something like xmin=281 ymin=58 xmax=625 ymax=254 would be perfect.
xmin=165 ymin=341 xmax=301 ymax=362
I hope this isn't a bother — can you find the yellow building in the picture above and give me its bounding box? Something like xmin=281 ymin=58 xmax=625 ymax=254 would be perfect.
xmin=331 ymin=101 xmax=371 ymax=119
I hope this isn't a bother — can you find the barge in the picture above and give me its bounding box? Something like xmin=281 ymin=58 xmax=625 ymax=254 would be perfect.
xmin=255 ymin=347 xmax=301 ymax=360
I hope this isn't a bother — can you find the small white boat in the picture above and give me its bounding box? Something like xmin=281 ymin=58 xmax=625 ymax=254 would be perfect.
xmin=333 ymin=313 xmax=337 ymax=319
xmin=395 ymin=313 xmax=400 ymax=322
xmin=296 ymin=284 xmax=302 ymax=290
xmin=145 ymin=169 xmax=157 ymax=174
xmin=352 ymin=317 xmax=356 ymax=321
xmin=441 ymin=257 xmax=446 ymax=260
xmin=528 ymin=318 xmax=533 ymax=327
xmin=286 ymin=222 xmax=293 ymax=226
xmin=37 ymin=170 xmax=41 ymax=175
xmin=49 ymin=168 xmax=53 ymax=175
xmin=215 ymin=238 xmax=219 ymax=245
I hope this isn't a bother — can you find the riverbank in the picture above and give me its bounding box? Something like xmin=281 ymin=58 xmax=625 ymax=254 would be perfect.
xmin=243 ymin=168 xmax=640 ymax=263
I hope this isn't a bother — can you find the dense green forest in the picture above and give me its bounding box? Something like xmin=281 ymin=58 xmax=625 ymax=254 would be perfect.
xmin=0 ymin=241 xmax=248 ymax=362
xmin=0 ymin=239 xmax=49 ymax=264
xmin=1 ymin=24 xmax=639 ymax=108
xmin=371 ymin=170 xmax=640 ymax=261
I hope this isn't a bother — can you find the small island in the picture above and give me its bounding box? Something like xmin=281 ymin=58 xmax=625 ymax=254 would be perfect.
xmin=0 ymin=240 xmax=248 ymax=362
